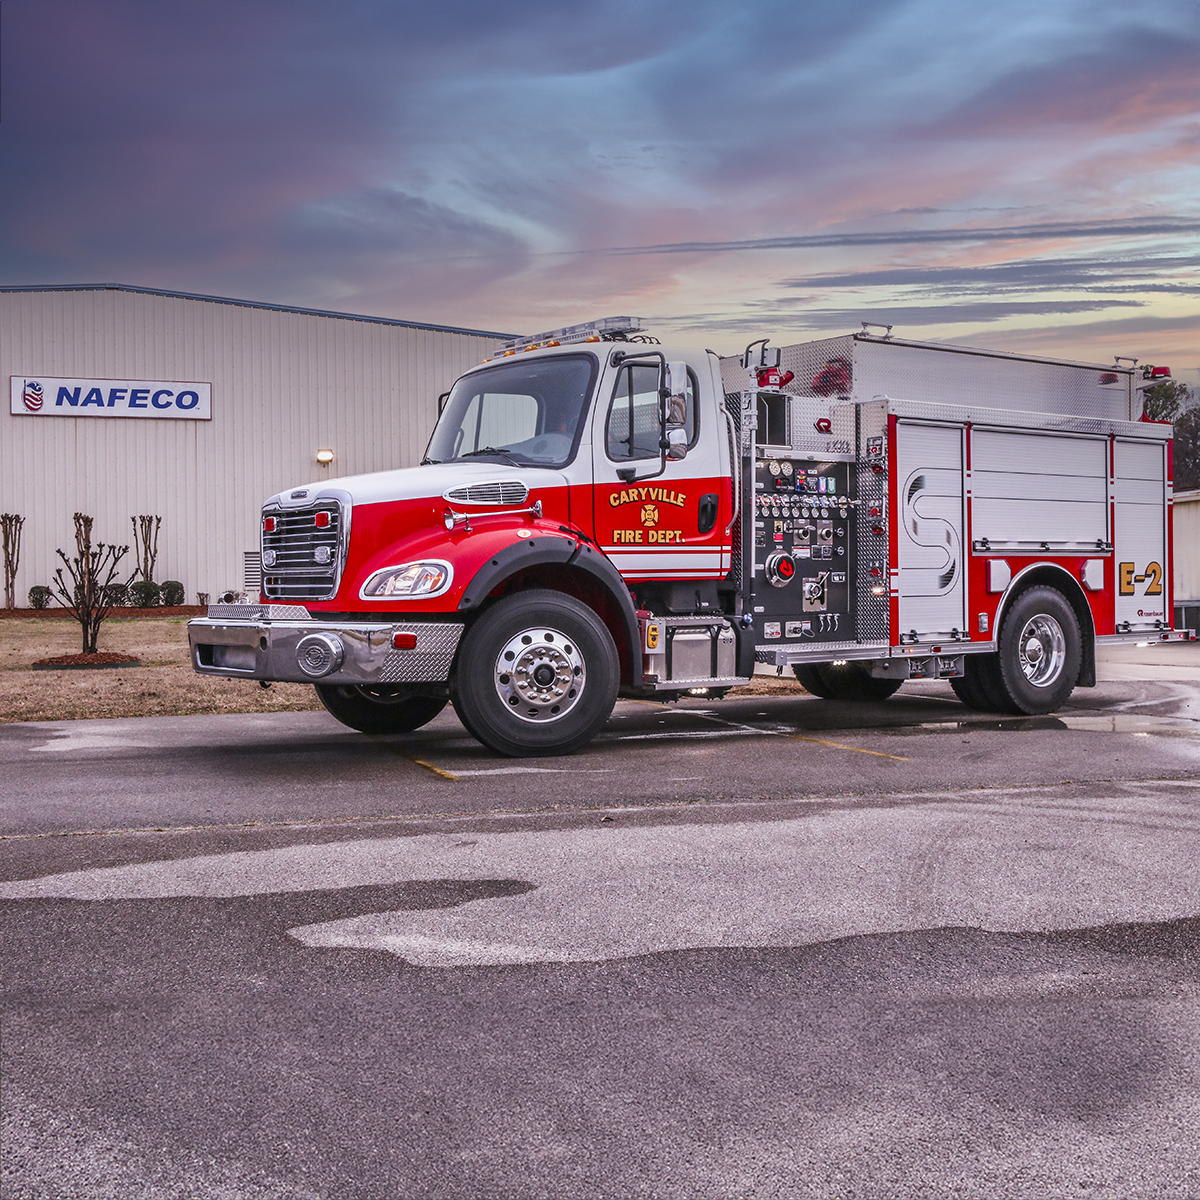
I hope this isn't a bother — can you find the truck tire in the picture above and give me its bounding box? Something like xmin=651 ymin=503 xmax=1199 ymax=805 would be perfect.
xmin=793 ymin=661 xmax=902 ymax=702
xmin=988 ymin=585 xmax=1082 ymax=715
xmin=792 ymin=664 xmax=837 ymax=698
xmin=315 ymin=684 xmax=447 ymax=734
xmin=451 ymin=589 xmax=619 ymax=757
xmin=949 ymin=656 xmax=1002 ymax=711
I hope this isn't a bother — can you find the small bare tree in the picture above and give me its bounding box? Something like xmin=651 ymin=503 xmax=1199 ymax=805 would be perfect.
xmin=51 ymin=514 xmax=130 ymax=655
xmin=131 ymin=514 xmax=162 ymax=582
xmin=1 ymin=513 xmax=24 ymax=609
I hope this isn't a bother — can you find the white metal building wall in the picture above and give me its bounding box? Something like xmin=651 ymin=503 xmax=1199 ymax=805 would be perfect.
xmin=0 ymin=287 xmax=504 ymax=603
xmin=1173 ymin=489 xmax=1200 ymax=602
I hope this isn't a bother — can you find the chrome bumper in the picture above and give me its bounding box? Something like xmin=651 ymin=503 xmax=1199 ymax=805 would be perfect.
xmin=187 ymin=604 xmax=464 ymax=685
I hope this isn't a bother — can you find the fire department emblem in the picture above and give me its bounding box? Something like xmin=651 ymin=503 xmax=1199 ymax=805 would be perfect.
xmin=640 ymin=504 xmax=658 ymax=528
xmin=22 ymin=380 xmax=44 ymax=412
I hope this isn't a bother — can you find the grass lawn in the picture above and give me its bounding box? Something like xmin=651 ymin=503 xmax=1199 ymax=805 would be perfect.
xmin=0 ymin=616 xmax=322 ymax=723
xmin=0 ymin=615 xmax=807 ymax=724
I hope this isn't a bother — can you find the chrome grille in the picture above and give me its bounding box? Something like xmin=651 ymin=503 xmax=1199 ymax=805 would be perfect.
xmin=262 ymin=502 xmax=344 ymax=600
xmin=443 ymin=481 xmax=529 ymax=506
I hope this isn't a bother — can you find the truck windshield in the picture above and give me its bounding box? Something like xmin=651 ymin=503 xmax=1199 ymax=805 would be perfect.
xmin=425 ymin=354 xmax=597 ymax=468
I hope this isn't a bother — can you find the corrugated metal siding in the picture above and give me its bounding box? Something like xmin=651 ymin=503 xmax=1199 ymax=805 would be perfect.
xmin=1173 ymin=490 xmax=1200 ymax=602
xmin=0 ymin=290 xmax=495 ymax=602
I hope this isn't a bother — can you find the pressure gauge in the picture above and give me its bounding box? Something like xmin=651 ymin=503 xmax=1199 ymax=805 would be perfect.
xmin=768 ymin=461 xmax=781 ymax=476
xmin=780 ymin=461 xmax=794 ymax=477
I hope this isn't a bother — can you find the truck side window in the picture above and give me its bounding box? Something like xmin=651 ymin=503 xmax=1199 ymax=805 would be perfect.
xmin=606 ymin=364 xmax=696 ymax=461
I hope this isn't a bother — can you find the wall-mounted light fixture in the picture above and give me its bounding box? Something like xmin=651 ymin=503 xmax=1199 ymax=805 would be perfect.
xmin=316 ymin=449 xmax=334 ymax=465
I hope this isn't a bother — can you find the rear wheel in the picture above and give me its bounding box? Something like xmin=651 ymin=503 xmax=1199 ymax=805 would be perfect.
xmin=793 ymin=661 xmax=903 ymax=702
xmin=451 ymin=589 xmax=619 ymax=757
xmin=315 ymin=684 xmax=447 ymax=734
xmin=792 ymin=664 xmax=837 ymax=698
xmin=990 ymin=586 xmax=1081 ymax=715
xmin=949 ymin=656 xmax=1001 ymax=711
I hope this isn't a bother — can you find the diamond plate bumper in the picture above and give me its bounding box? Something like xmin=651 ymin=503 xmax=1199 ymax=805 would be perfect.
xmin=188 ymin=605 xmax=464 ymax=685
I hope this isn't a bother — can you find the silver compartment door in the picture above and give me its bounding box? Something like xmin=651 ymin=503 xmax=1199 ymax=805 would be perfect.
xmin=896 ymin=421 xmax=966 ymax=639
xmin=1113 ymin=439 xmax=1168 ymax=630
xmin=971 ymin=429 xmax=1108 ymax=549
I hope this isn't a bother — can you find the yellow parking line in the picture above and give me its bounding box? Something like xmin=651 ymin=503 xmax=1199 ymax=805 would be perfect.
xmin=404 ymin=756 xmax=459 ymax=781
xmin=783 ymin=734 xmax=909 ymax=761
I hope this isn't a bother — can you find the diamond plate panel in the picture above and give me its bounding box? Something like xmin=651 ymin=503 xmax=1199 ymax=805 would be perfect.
xmin=204 ymin=603 xmax=312 ymax=621
xmin=378 ymin=623 xmax=464 ymax=683
xmin=855 ymin=401 xmax=890 ymax=646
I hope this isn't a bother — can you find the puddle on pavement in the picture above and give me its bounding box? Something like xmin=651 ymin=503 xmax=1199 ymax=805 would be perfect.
xmin=898 ymin=714 xmax=1198 ymax=736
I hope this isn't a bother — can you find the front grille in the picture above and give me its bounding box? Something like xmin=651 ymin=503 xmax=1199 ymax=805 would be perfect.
xmin=444 ymin=481 xmax=529 ymax=506
xmin=262 ymin=502 xmax=343 ymax=600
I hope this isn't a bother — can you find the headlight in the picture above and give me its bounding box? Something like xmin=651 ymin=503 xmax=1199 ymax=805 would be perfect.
xmin=359 ymin=560 xmax=452 ymax=600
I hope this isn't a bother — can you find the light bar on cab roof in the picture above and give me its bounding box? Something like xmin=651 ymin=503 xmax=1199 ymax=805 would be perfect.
xmin=496 ymin=316 xmax=647 ymax=355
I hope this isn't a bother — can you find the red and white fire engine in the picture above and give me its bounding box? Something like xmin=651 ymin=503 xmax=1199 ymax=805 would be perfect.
xmin=189 ymin=318 xmax=1192 ymax=756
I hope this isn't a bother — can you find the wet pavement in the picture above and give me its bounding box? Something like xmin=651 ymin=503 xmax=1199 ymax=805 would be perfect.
xmin=3 ymin=653 xmax=1200 ymax=1197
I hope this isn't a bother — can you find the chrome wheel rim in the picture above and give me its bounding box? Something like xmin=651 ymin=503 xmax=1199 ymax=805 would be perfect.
xmin=494 ymin=627 xmax=585 ymax=723
xmin=1018 ymin=614 xmax=1066 ymax=687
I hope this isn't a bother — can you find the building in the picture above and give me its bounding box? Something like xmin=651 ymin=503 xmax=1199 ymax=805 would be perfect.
xmin=1174 ymin=488 xmax=1200 ymax=631
xmin=1 ymin=284 xmax=510 ymax=604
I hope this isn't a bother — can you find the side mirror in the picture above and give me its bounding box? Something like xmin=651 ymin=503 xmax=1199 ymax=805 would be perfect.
xmin=665 ymin=426 xmax=689 ymax=461
xmin=666 ymin=361 xmax=689 ymax=403
xmin=437 ymin=391 xmax=450 ymax=415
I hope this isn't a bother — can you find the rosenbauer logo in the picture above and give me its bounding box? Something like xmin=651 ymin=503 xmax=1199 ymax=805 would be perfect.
xmin=22 ymin=380 xmax=44 ymax=412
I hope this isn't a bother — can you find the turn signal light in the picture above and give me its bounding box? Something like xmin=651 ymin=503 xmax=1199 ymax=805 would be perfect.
xmin=391 ymin=632 xmax=418 ymax=650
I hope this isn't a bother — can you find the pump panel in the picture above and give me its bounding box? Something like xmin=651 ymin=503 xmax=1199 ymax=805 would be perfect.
xmin=750 ymin=456 xmax=856 ymax=646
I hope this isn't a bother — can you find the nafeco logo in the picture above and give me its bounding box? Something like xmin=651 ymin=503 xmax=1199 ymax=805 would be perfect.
xmin=22 ymin=380 xmax=44 ymax=412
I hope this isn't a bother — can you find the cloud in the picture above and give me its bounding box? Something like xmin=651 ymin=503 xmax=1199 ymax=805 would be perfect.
xmin=0 ymin=0 xmax=1198 ymax=343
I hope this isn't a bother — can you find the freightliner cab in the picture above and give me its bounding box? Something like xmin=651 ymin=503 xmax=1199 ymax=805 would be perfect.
xmin=189 ymin=318 xmax=1192 ymax=756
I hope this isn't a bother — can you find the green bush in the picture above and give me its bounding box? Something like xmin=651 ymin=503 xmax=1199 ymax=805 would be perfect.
xmin=160 ymin=580 xmax=185 ymax=606
xmin=102 ymin=582 xmax=129 ymax=607
xmin=128 ymin=579 xmax=161 ymax=608
xmin=28 ymin=585 xmax=51 ymax=610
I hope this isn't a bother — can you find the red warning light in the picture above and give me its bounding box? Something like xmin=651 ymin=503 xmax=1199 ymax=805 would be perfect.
xmin=262 ymin=516 xmax=276 ymax=533
xmin=314 ymin=511 xmax=331 ymax=528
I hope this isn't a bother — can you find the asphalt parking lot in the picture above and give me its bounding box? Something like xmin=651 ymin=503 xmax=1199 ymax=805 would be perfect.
xmin=3 ymin=645 xmax=1200 ymax=1198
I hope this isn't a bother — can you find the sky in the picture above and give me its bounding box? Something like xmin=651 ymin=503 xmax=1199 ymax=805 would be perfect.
xmin=2 ymin=0 xmax=1199 ymax=376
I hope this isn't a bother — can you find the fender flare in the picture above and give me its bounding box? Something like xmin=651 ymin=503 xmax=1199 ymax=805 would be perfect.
xmin=993 ymin=561 xmax=1097 ymax=688
xmin=457 ymin=534 xmax=642 ymax=686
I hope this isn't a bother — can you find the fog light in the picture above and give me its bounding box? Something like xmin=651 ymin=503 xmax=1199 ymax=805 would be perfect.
xmin=295 ymin=632 xmax=345 ymax=677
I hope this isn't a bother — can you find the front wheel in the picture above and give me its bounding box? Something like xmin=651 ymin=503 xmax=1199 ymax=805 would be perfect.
xmin=989 ymin=586 xmax=1082 ymax=714
xmin=315 ymin=684 xmax=447 ymax=734
xmin=793 ymin=661 xmax=903 ymax=702
xmin=451 ymin=590 xmax=619 ymax=757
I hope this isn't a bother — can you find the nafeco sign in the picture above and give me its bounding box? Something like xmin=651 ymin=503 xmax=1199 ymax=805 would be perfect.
xmin=10 ymin=376 xmax=212 ymax=420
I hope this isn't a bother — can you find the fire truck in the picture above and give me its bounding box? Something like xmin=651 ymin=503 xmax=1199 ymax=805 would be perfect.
xmin=188 ymin=318 xmax=1191 ymax=756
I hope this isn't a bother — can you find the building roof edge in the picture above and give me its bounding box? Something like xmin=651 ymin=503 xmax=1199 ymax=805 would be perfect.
xmin=0 ymin=283 xmax=516 ymax=339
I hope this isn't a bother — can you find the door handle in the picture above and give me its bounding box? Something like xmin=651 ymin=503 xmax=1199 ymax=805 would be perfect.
xmin=698 ymin=493 xmax=719 ymax=534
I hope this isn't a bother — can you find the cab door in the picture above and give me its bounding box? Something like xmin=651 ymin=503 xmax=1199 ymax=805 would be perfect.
xmin=590 ymin=353 xmax=732 ymax=583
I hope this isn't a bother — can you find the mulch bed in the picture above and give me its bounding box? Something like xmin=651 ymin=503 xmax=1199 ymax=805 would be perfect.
xmin=2 ymin=606 xmax=205 ymax=619
xmin=32 ymin=652 xmax=142 ymax=670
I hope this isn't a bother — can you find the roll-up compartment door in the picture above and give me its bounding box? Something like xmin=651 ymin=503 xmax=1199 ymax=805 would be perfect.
xmin=896 ymin=421 xmax=966 ymax=640
xmin=971 ymin=429 xmax=1108 ymax=550
xmin=1114 ymin=439 xmax=1167 ymax=630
